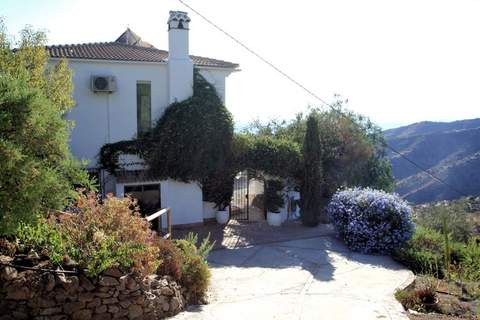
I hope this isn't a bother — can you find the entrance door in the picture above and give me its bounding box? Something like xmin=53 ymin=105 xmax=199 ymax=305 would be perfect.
xmin=230 ymin=171 xmax=249 ymax=220
xmin=124 ymin=184 xmax=161 ymax=229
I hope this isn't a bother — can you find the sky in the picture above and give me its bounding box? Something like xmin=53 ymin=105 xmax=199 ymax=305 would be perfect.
xmin=1 ymin=0 xmax=480 ymax=129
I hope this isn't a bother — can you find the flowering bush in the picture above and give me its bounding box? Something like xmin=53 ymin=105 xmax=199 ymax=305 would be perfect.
xmin=326 ymin=187 xmax=414 ymax=253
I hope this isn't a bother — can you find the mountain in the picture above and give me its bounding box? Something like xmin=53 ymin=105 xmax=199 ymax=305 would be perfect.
xmin=384 ymin=118 xmax=480 ymax=204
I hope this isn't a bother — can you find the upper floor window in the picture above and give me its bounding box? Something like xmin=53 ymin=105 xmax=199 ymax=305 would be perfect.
xmin=137 ymin=81 xmax=151 ymax=135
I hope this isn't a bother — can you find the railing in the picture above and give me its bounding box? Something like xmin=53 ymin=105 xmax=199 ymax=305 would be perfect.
xmin=146 ymin=207 xmax=172 ymax=239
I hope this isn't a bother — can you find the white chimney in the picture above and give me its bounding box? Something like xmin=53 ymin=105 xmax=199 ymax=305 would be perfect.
xmin=167 ymin=11 xmax=193 ymax=104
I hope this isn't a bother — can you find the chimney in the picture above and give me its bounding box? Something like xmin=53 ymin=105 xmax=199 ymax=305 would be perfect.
xmin=167 ymin=11 xmax=193 ymax=104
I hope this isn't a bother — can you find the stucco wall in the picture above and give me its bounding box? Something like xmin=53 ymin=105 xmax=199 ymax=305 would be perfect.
xmin=49 ymin=58 xmax=233 ymax=226
xmin=55 ymin=59 xmax=230 ymax=169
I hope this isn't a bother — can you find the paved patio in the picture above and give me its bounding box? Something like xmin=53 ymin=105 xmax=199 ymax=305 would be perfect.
xmin=173 ymin=220 xmax=336 ymax=249
xmin=172 ymin=225 xmax=413 ymax=320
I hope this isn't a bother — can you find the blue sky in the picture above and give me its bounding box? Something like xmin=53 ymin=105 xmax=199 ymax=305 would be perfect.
xmin=2 ymin=0 xmax=480 ymax=129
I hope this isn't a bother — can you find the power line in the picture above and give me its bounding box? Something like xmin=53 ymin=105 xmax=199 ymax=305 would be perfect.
xmin=177 ymin=0 xmax=469 ymax=198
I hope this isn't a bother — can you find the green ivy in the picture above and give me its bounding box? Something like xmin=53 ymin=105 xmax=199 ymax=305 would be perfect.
xmin=98 ymin=71 xmax=303 ymax=209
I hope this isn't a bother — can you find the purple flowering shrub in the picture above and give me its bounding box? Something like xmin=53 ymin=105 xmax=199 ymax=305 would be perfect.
xmin=326 ymin=188 xmax=415 ymax=254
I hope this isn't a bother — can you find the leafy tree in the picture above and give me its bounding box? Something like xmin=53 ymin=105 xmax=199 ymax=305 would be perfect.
xmin=244 ymin=100 xmax=394 ymax=194
xmin=301 ymin=115 xmax=322 ymax=226
xmin=0 ymin=21 xmax=93 ymax=235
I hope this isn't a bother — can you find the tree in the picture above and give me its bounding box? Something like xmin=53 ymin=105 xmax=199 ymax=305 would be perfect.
xmin=244 ymin=100 xmax=394 ymax=194
xmin=301 ymin=115 xmax=322 ymax=226
xmin=0 ymin=21 xmax=93 ymax=235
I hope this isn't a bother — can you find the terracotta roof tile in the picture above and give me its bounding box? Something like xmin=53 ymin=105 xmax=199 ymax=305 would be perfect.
xmin=46 ymin=41 xmax=239 ymax=69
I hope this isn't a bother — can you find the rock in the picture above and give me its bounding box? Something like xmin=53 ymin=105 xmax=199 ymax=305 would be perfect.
xmin=36 ymin=298 xmax=57 ymax=308
xmin=78 ymin=292 xmax=94 ymax=302
xmin=102 ymin=267 xmax=123 ymax=278
xmin=99 ymin=276 xmax=119 ymax=287
xmin=79 ymin=275 xmax=95 ymax=291
xmin=170 ymin=297 xmax=181 ymax=311
xmin=95 ymin=292 xmax=111 ymax=298
xmin=112 ymin=308 xmax=129 ymax=319
xmin=45 ymin=273 xmax=56 ymax=291
xmin=119 ymin=300 xmax=131 ymax=308
xmin=162 ymin=302 xmax=170 ymax=312
xmin=63 ymin=301 xmax=85 ymax=314
xmin=102 ymin=297 xmax=118 ymax=305
xmin=1 ymin=266 xmax=17 ymax=281
xmin=72 ymin=309 xmax=92 ymax=320
xmin=40 ymin=307 xmax=62 ymax=316
xmin=108 ymin=305 xmax=120 ymax=313
xmin=126 ymin=277 xmax=139 ymax=291
xmin=86 ymin=298 xmax=101 ymax=308
xmin=56 ymin=274 xmax=79 ymax=292
xmin=11 ymin=311 xmax=28 ymax=319
xmin=95 ymin=305 xmax=107 ymax=314
xmin=6 ymin=286 xmax=30 ymax=300
xmin=160 ymin=287 xmax=174 ymax=296
xmin=93 ymin=313 xmax=112 ymax=320
xmin=127 ymin=304 xmax=143 ymax=319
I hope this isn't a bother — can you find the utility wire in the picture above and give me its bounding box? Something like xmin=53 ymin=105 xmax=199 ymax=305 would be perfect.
xmin=177 ymin=0 xmax=469 ymax=198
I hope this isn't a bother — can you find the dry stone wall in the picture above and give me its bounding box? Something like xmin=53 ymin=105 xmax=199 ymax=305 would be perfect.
xmin=0 ymin=256 xmax=185 ymax=320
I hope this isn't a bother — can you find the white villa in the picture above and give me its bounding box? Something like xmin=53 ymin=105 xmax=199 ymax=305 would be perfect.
xmin=46 ymin=11 xmax=239 ymax=225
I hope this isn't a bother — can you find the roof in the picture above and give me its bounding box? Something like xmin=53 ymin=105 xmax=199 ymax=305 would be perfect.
xmin=46 ymin=28 xmax=239 ymax=69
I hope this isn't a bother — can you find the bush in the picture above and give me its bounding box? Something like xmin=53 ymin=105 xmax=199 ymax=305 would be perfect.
xmin=265 ymin=179 xmax=284 ymax=213
xmin=175 ymin=233 xmax=214 ymax=303
xmin=15 ymin=192 xmax=161 ymax=277
xmin=415 ymin=199 xmax=474 ymax=243
xmin=156 ymin=238 xmax=183 ymax=281
xmin=393 ymin=226 xmax=445 ymax=277
xmin=457 ymin=237 xmax=480 ymax=281
xmin=392 ymin=226 xmax=468 ymax=278
xmin=327 ymin=187 xmax=414 ymax=253
xmin=395 ymin=276 xmax=438 ymax=312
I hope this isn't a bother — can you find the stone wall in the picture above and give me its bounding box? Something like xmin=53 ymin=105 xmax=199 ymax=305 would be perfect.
xmin=0 ymin=257 xmax=185 ymax=320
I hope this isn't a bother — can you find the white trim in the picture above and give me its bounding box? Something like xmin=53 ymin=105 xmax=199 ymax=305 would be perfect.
xmin=48 ymin=57 xmax=239 ymax=71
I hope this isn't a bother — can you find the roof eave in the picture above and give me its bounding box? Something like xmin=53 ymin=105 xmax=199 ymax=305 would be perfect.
xmin=48 ymin=56 xmax=240 ymax=71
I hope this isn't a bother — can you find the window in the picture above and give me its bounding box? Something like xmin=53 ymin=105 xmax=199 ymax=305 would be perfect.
xmin=136 ymin=82 xmax=151 ymax=135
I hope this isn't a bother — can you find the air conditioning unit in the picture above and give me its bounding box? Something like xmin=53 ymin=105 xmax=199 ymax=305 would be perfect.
xmin=91 ymin=76 xmax=116 ymax=93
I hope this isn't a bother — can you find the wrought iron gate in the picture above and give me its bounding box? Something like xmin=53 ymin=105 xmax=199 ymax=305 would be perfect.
xmin=230 ymin=171 xmax=249 ymax=220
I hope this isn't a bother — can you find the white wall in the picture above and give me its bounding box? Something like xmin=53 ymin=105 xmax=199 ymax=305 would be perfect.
xmin=202 ymin=201 xmax=217 ymax=220
xmin=161 ymin=180 xmax=203 ymax=225
xmin=50 ymin=58 xmax=234 ymax=226
xmin=56 ymin=59 xmax=232 ymax=168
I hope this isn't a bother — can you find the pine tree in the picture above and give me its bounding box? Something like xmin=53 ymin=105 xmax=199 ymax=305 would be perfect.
xmin=301 ymin=115 xmax=323 ymax=226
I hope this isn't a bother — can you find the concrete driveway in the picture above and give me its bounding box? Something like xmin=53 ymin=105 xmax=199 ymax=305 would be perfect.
xmin=173 ymin=235 xmax=413 ymax=320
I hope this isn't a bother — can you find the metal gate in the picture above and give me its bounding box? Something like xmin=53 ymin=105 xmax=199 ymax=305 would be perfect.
xmin=230 ymin=171 xmax=249 ymax=220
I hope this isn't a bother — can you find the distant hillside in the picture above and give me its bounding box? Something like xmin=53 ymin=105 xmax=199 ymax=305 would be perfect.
xmin=384 ymin=118 xmax=480 ymax=204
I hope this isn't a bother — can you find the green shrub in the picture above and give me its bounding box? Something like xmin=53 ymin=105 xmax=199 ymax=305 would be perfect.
xmin=16 ymin=221 xmax=66 ymax=264
xmin=156 ymin=238 xmax=183 ymax=281
xmin=415 ymin=199 xmax=474 ymax=243
xmin=456 ymin=237 xmax=480 ymax=281
xmin=393 ymin=226 xmax=470 ymax=278
xmin=0 ymin=24 xmax=94 ymax=236
xmin=175 ymin=233 xmax=214 ymax=303
xmin=393 ymin=226 xmax=445 ymax=277
xmin=14 ymin=192 xmax=161 ymax=277
xmin=395 ymin=277 xmax=438 ymax=312
xmin=265 ymin=179 xmax=284 ymax=213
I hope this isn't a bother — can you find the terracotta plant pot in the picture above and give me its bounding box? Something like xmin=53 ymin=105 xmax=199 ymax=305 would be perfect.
xmin=267 ymin=211 xmax=282 ymax=226
xmin=216 ymin=209 xmax=229 ymax=224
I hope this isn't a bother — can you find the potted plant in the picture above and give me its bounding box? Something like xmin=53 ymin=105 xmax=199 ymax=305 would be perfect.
xmin=216 ymin=204 xmax=230 ymax=224
xmin=265 ymin=179 xmax=285 ymax=226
